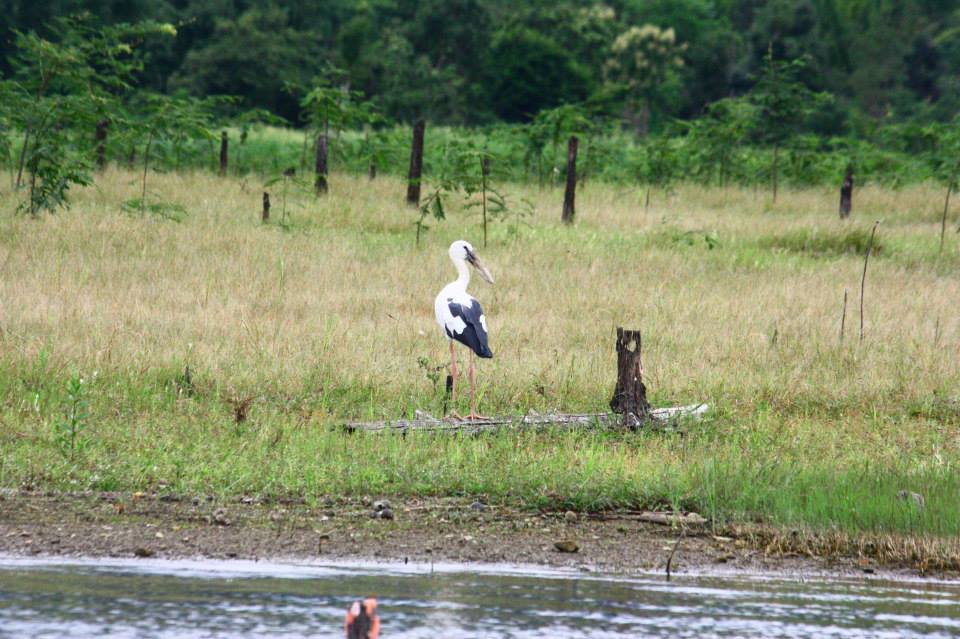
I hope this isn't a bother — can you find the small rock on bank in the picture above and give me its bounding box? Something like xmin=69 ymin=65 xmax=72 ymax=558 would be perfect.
xmin=371 ymin=500 xmax=394 ymax=520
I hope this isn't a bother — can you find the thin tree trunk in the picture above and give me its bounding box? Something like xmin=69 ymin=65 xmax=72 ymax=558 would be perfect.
xmin=219 ymin=130 xmax=228 ymax=176
xmin=772 ymin=144 xmax=779 ymax=203
xmin=94 ymin=120 xmax=109 ymax=172
xmin=561 ymin=135 xmax=578 ymax=224
xmin=15 ymin=130 xmax=30 ymax=188
xmin=28 ymin=164 xmax=37 ymax=216
xmin=406 ymin=120 xmax=425 ymax=207
xmin=315 ymin=134 xmax=328 ymax=195
xmin=141 ymin=134 xmax=153 ymax=214
xmin=839 ymin=163 xmax=853 ymax=219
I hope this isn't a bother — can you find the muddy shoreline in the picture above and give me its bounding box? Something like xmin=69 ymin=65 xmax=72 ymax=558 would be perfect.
xmin=0 ymin=490 xmax=952 ymax=581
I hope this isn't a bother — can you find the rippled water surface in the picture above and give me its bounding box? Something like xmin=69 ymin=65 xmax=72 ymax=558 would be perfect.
xmin=1 ymin=558 xmax=958 ymax=638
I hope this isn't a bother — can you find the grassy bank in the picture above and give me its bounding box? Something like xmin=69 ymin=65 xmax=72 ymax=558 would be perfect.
xmin=0 ymin=168 xmax=958 ymax=543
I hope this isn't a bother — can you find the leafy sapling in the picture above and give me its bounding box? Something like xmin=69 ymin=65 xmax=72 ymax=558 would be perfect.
xmin=54 ymin=373 xmax=90 ymax=459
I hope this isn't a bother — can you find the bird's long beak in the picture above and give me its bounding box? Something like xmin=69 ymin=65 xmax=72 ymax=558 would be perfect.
xmin=466 ymin=249 xmax=494 ymax=284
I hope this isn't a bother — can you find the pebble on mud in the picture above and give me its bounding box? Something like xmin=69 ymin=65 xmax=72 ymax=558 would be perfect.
xmin=212 ymin=508 xmax=230 ymax=526
xmin=554 ymin=540 xmax=579 ymax=553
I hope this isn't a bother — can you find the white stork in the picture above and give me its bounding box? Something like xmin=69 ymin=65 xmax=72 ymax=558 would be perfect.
xmin=435 ymin=240 xmax=494 ymax=420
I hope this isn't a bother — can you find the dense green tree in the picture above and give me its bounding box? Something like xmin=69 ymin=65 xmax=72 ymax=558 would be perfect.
xmin=2 ymin=0 xmax=960 ymax=129
xmin=605 ymin=24 xmax=686 ymax=135
xmin=750 ymin=47 xmax=832 ymax=199
xmin=488 ymin=27 xmax=592 ymax=122
xmin=169 ymin=5 xmax=320 ymax=121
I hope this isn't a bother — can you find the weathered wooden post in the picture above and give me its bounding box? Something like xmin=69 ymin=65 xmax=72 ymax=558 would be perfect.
xmin=406 ymin=119 xmax=425 ymax=207
xmin=609 ymin=327 xmax=651 ymax=423
xmin=219 ymin=130 xmax=228 ymax=176
xmin=839 ymin=163 xmax=853 ymax=219
xmin=262 ymin=192 xmax=270 ymax=223
xmin=315 ymin=134 xmax=328 ymax=195
xmin=94 ymin=119 xmax=109 ymax=172
xmin=562 ymin=135 xmax=578 ymax=224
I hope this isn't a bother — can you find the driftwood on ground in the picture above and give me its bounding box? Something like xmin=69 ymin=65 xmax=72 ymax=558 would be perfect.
xmin=342 ymin=404 xmax=708 ymax=434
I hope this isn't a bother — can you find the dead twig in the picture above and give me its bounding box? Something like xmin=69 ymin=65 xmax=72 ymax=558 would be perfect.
xmin=665 ymin=528 xmax=686 ymax=582
xmin=859 ymin=220 xmax=880 ymax=343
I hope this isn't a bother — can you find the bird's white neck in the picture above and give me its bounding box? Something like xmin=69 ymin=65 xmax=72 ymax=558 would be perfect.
xmin=450 ymin=257 xmax=470 ymax=290
xmin=453 ymin=260 xmax=470 ymax=290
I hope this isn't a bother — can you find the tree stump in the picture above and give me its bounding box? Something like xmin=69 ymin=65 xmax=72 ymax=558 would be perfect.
xmin=406 ymin=119 xmax=425 ymax=207
xmin=315 ymin=134 xmax=328 ymax=195
xmin=219 ymin=130 xmax=228 ymax=176
xmin=609 ymin=327 xmax=651 ymax=422
xmin=839 ymin=163 xmax=853 ymax=219
xmin=562 ymin=135 xmax=578 ymax=224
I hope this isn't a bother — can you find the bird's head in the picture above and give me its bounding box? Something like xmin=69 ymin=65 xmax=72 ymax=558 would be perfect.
xmin=449 ymin=240 xmax=494 ymax=284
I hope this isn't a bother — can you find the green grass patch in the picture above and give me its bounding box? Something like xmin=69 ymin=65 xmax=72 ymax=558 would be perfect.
xmin=756 ymin=227 xmax=884 ymax=257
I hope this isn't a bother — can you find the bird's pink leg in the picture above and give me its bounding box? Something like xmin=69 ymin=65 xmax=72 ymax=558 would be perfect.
xmin=467 ymin=350 xmax=490 ymax=421
xmin=447 ymin=340 xmax=462 ymax=419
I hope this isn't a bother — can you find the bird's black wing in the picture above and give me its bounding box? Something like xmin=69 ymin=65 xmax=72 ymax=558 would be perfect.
xmin=446 ymin=298 xmax=493 ymax=358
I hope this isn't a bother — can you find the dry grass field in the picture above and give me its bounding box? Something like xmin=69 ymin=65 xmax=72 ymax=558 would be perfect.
xmin=0 ymin=168 xmax=958 ymax=547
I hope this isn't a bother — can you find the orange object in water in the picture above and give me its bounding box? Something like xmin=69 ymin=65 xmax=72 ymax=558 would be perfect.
xmin=345 ymin=597 xmax=380 ymax=638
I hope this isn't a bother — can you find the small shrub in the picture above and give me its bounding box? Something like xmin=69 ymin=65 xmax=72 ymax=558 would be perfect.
xmin=53 ymin=373 xmax=89 ymax=459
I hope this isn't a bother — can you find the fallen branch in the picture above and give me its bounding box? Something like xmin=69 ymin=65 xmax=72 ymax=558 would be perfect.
xmin=342 ymin=404 xmax=708 ymax=434
xmin=638 ymin=511 xmax=708 ymax=526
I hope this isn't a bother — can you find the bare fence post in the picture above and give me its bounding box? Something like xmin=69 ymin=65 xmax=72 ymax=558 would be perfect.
xmin=219 ymin=131 xmax=228 ymax=176
xmin=94 ymin=119 xmax=109 ymax=172
xmin=315 ymin=134 xmax=328 ymax=195
xmin=562 ymin=135 xmax=578 ymax=224
xmin=407 ymin=120 xmax=425 ymax=207
xmin=609 ymin=327 xmax=651 ymax=425
xmin=262 ymin=192 xmax=270 ymax=223
xmin=839 ymin=163 xmax=853 ymax=219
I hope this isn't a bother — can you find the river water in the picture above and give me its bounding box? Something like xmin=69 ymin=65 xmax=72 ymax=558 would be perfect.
xmin=0 ymin=557 xmax=958 ymax=638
